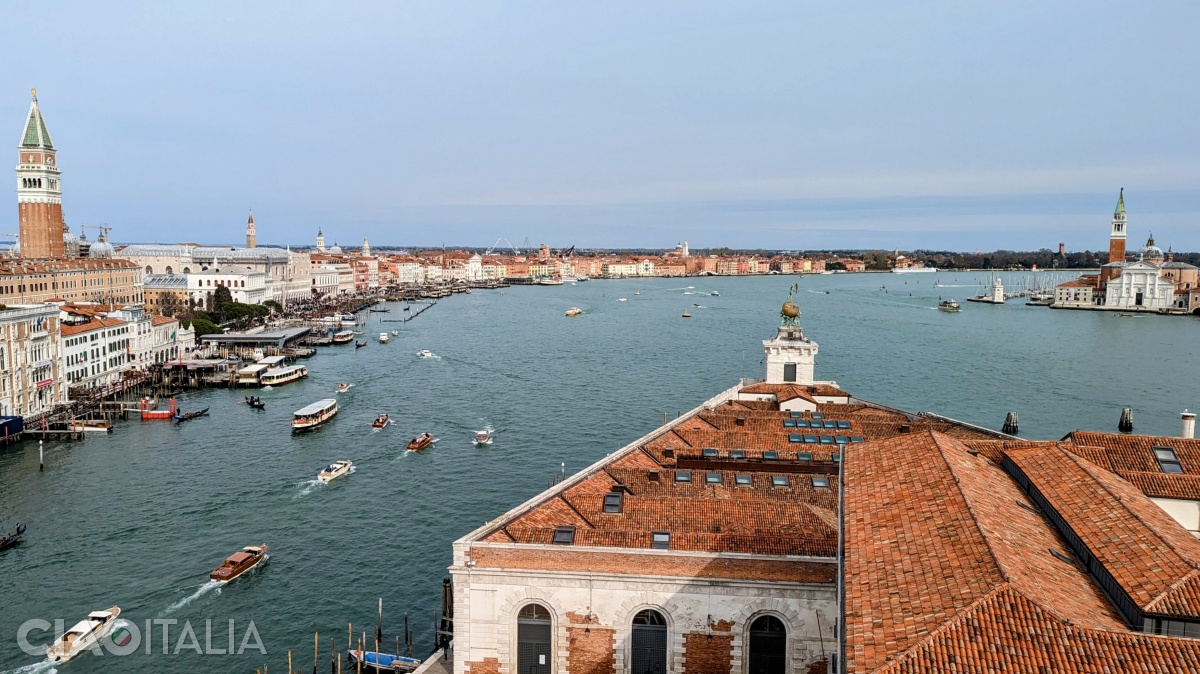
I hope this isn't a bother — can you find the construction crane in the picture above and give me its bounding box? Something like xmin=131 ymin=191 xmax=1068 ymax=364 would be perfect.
xmin=485 ymin=237 xmax=522 ymax=256
xmin=80 ymin=223 xmax=112 ymax=241
xmin=558 ymin=245 xmax=575 ymax=260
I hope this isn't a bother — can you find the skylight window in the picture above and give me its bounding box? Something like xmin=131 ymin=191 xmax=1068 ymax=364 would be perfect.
xmin=735 ymin=474 xmax=752 ymax=485
xmin=705 ymin=472 xmax=722 ymax=484
xmin=651 ymin=531 xmax=670 ymax=550
xmin=1153 ymin=446 xmax=1185 ymax=474
xmin=804 ymin=435 xmax=818 ymax=444
xmin=730 ymin=450 xmax=745 ymax=459
xmin=820 ymin=436 xmax=835 ymax=445
xmin=763 ymin=451 xmax=778 ymax=460
xmin=675 ymin=470 xmax=692 ymax=483
xmin=831 ymin=453 xmax=841 ymax=462
xmin=788 ymin=434 xmax=803 ymax=443
xmin=789 ymin=411 xmax=803 ymax=418
xmin=702 ymin=447 xmax=718 ymax=457
xmin=797 ymin=452 xmax=813 ymax=462
xmin=771 ymin=475 xmax=790 ymax=487
xmin=850 ymin=436 xmax=865 ymax=443
xmin=603 ymin=492 xmax=623 ymax=513
xmin=784 ymin=419 xmax=797 ymax=428
xmin=553 ymin=526 xmax=576 ymax=545
xmin=835 ymin=436 xmax=849 ymax=445
xmin=795 ymin=420 xmax=810 ymax=428
xmin=812 ymin=476 xmax=830 ymax=488
xmin=811 ymin=413 xmax=824 ymax=420
xmin=836 ymin=421 xmax=851 ymax=429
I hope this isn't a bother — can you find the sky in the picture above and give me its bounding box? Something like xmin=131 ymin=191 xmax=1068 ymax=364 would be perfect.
xmin=2 ymin=1 xmax=1199 ymax=251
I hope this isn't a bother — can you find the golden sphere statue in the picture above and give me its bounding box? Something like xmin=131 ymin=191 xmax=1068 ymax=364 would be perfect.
xmin=781 ymin=301 xmax=800 ymax=318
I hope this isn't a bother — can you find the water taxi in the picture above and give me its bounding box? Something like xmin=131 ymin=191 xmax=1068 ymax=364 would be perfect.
xmin=474 ymin=428 xmax=493 ymax=446
xmin=937 ymin=299 xmax=961 ymax=312
xmin=259 ymin=365 xmax=308 ymax=387
xmin=209 ymin=545 xmax=269 ymax=583
xmin=332 ymin=330 xmax=355 ymax=345
xmin=711 ymin=291 xmax=720 ymax=296
xmin=565 ymin=307 xmax=583 ymax=316
xmin=46 ymin=607 xmax=121 ymax=663
xmin=69 ymin=420 xmax=113 ymax=433
xmin=379 ymin=332 xmax=389 ymax=344
xmin=292 ymin=399 xmax=338 ymax=431
xmin=349 ymin=649 xmax=422 ymax=673
xmin=372 ymin=413 xmax=390 ymax=429
xmin=336 ymin=383 xmax=354 ymax=394
xmin=391 ymin=329 xmax=399 ymax=336
xmin=407 ymin=433 xmax=434 ymax=451
xmin=318 ymin=460 xmax=353 ymax=483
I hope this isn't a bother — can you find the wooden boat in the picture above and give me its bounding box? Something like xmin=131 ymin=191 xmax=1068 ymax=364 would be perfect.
xmin=46 ymin=606 xmax=121 ymax=663
xmin=245 ymin=396 xmax=265 ymax=409
xmin=0 ymin=522 xmax=26 ymax=552
xmin=356 ymin=341 xmax=368 ymax=348
xmin=407 ymin=433 xmax=433 ymax=451
xmin=372 ymin=414 xmax=391 ymax=429
xmin=69 ymin=420 xmax=113 ymax=433
xmin=565 ymin=307 xmax=583 ymax=316
xmin=369 ymin=308 xmax=390 ymax=313
xmin=318 ymin=460 xmax=353 ymax=483
xmin=293 ymin=399 xmax=338 ymax=431
xmin=349 ymin=649 xmax=421 ymax=673
xmin=474 ymin=428 xmax=493 ymax=446
xmin=336 ymin=383 xmax=354 ymax=394
xmin=209 ymin=544 xmax=269 ymax=583
xmin=174 ymin=407 xmax=209 ymax=422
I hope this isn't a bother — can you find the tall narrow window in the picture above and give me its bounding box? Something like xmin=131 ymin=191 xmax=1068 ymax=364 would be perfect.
xmin=783 ymin=363 xmax=797 ymax=382
xmin=748 ymin=615 xmax=787 ymax=674
xmin=517 ymin=604 xmax=552 ymax=674
xmin=631 ymin=610 xmax=667 ymax=674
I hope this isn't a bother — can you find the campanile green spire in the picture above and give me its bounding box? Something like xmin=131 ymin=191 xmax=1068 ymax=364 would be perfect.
xmin=20 ymin=88 xmax=53 ymax=149
xmin=1114 ymin=187 xmax=1125 ymax=216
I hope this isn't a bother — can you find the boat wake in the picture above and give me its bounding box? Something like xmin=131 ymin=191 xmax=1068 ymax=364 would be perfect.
xmin=166 ymin=581 xmax=222 ymax=614
xmin=416 ymin=351 xmax=441 ymax=360
xmin=295 ymin=479 xmax=325 ymax=497
xmin=2 ymin=662 xmax=57 ymax=674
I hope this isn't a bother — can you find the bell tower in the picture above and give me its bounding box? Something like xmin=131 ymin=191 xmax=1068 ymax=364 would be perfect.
xmin=1108 ymin=188 xmax=1127 ymax=264
xmin=15 ymin=88 xmax=65 ymax=259
xmin=245 ymin=210 xmax=257 ymax=248
xmin=763 ymin=284 xmax=818 ymax=385
xmin=316 ymin=228 xmax=325 ymax=252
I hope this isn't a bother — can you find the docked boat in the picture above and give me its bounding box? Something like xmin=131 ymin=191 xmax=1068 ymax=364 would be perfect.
xmin=46 ymin=606 xmax=121 ymax=663
xmin=70 ymin=420 xmax=113 ymax=433
xmin=372 ymin=414 xmax=390 ymax=429
xmin=379 ymin=332 xmax=390 ymax=344
xmin=140 ymin=396 xmax=177 ymax=420
xmin=369 ymin=308 xmax=390 ymax=313
xmin=336 ymin=383 xmax=354 ymax=394
xmin=356 ymin=341 xmax=367 ymax=348
xmin=174 ymin=407 xmax=209 ymax=422
xmin=245 ymin=396 xmax=266 ymax=409
xmin=474 ymin=428 xmax=493 ymax=446
xmin=209 ymin=545 xmax=269 ymax=583
xmin=0 ymin=522 xmax=26 ymax=551
xmin=539 ymin=278 xmax=564 ymax=286
xmin=417 ymin=349 xmax=436 ymax=359
xmin=259 ymin=365 xmax=308 ymax=387
xmin=332 ymin=330 xmax=355 ymax=345
xmin=318 ymin=460 xmax=353 ymax=483
xmin=293 ymin=399 xmax=338 ymax=432
xmin=407 ymin=433 xmax=434 ymax=451
xmin=937 ymin=299 xmax=961 ymax=312
xmin=892 ymin=267 xmax=938 ymax=273
xmin=349 ymin=649 xmax=422 ymax=673
xmin=565 ymin=307 xmax=583 ymax=316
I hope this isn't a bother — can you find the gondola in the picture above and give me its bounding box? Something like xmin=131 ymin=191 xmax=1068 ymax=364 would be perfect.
xmin=245 ymin=396 xmax=266 ymax=409
xmin=174 ymin=407 xmax=210 ymax=422
xmin=0 ymin=523 xmax=26 ymax=552
xmin=368 ymin=308 xmax=390 ymax=313
xmin=356 ymin=341 xmax=368 ymax=348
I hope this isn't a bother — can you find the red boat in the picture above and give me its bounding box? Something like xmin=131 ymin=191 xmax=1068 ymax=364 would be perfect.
xmin=406 ymin=433 xmax=433 ymax=451
xmin=209 ymin=544 xmax=269 ymax=583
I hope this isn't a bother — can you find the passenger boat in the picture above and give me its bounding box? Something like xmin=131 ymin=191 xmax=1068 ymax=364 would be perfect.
xmin=69 ymin=420 xmax=113 ymax=433
xmin=474 ymin=428 xmax=493 ymax=446
xmin=318 ymin=460 xmax=353 ymax=483
xmin=209 ymin=545 xmax=269 ymax=583
xmin=0 ymin=522 xmax=26 ymax=551
xmin=258 ymin=365 xmax=308 ymax=387
xmin=407 ymin=433 xmax=434 ymax=451
xmin=539 ymin=278 xmax=564 ymax=286
xmin=565 ymin=307 xmax=583 ymax=316
xmin=332 ymin=330 xmax=355 ymax=345
xmin=349 ymin=649 xmax=422 ymax=673
xmin=245 ymin=396 xmax=266 ymax=409
xmin=174 ymin=407 xmax=209 ymax=422
xmin=237 ymin=363 xmax=271 ymax=386
xmin=356 ymin=341 xmax=367 ymax=348
xmin=336 ymin=383 xmax=354 ymax=394
xmin=379 ymin=332 xmax=390 ymax=344
xmin=937 ymin=299 xmax=961 ymax=312
xmin=372 ymin=414 xmax=390 ymax=429
xmin=46 ymin=606 xmax=121 ymax=663
xmin=292 ymin=399 xmax=338 ymax=432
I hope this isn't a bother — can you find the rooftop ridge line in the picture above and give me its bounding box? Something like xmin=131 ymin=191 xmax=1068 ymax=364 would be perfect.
xmin=875 ymin=583 xmax=1014 ymax=672
xmin=1144 ymin=568 xmax=1200 ymax=615
xmin=473 ymin=541 xmax=837 ymax=564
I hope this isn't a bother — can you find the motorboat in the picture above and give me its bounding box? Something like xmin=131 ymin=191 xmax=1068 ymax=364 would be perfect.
xmin=209 ymin=545 xmax=269 ymax=583
xmin=336 ymin=383 xmax=354 ymax=394
xmin=0 ymin=522 xmax=26 ymax=552
xmin=682 ymin=311 xmax=692 ymax=318
xmin=46 ymin=606 xmax=121 ymax=663
xmin=617 ymin=298 xmax=627 ymax=302
xmin=379 ymin=332 xmax=390 ymax=344
xmin=407 ymin=433 xmax=434 ymax=451
xmin=711 ymin=291 xmax=720 ymax=296
xmin=245 ymin=396 xmax=265 ymax=409
xmin=474 ymin=428 xmax=493 ymax=446
xmin=372 ymin=414 xmax=390 ymax=429
xmin=417 ymin=349 xmax=436 ymax=359
xmin=391 ymin=329 xmax=399 ymax=336
xmin=539 ymin=278 xmax=564 ymax=286
xmin=174 ymin=407 xmax=210 ymax=422
xmin=356 ymin=341 xmax=367 ymax=348
xmin=349 ymin=649 xmax=422 ymax=673
xmin=292 ymin=399 xmax=339 ymax=432
xmin=634 ymin=290 xmax=641 ymax=295
xmin=318 ymin=460 xmax=353 ymax=483
xmin=937 ymin=299 xmax=961 ymax=312
xmin=69 ymin=420 xmax=112 ymax=433
xmin=565 ymin=307 xmax=583 ymax=316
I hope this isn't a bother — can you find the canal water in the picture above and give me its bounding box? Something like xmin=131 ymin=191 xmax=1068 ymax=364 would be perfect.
xmin=2 ymin=272 xmax=1198 ymax=673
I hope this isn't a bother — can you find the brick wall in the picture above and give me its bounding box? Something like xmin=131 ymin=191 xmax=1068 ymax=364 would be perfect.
xmin=466 ymin=657 xmax=500 ymax=674
xmin=683 ymin=632 xmax=733 ymax=674
xmin=566 ymin=624 xmax=615 ymax=674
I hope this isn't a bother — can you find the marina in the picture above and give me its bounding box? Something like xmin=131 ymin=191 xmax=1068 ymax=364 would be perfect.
xmin=3 ymin=274 xmax=1200 ymax=673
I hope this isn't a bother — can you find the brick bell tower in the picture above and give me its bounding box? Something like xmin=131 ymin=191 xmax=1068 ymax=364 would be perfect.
xmin=16 ymin=89 xmax=65 ymax=259
xmin=1100 ymin=188 xmax=1127 ymax=284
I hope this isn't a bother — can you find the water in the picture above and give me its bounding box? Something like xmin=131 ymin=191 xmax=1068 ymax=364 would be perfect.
xmin=2 ymin=272 xmax=1199 ymax=672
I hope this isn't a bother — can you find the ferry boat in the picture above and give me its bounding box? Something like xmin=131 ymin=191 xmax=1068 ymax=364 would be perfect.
xmin=70 ymin=420 xmax=113 ymax=433
xmin=0 ymin=522 xmax=26 ymax=552
xmin=378 ymin=332 xmax=389 ymax=344
xmin=332 ymin=330 xmax=355 ymax=345
xmin=46 ymin=607 xmax=121 ymax=663
xmin=407 ymin=433 xmax=434 ymax=451
xmin=237 ymin=363 xmax=271 ymax=386
xmin=565 ymin=307 xmax=583 ymax=316
xmin=292 ymin=399 xmax=338 ymax=431
xmin=937 ymin=299 xmax=961 ymax=312
xmin=318 ymin=460 xmax=353 ymax=483
xmin=349 ymin=649 xmax=422 ymax=673
xmin=372 ymin=413 xmax=390 ymax=429
xmin=539 ymin=277 xmax=564 ymax=286
xmin=209 ymin=545 xmax=269 ymax=583
xmin=474 ymin=428 xmax=493 ymax=446
xmin=259 ymin=365 xmax=308 ymax=387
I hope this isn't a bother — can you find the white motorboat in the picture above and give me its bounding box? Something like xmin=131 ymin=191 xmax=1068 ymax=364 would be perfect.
xmin=474 ymin=428 xmax=494 ymax=446
xmin=318 ymin=460 xmax=353 ymax=483
xmin=417 ymin=349 xmax=436 ymax=359
xmin=565 ymin=307 xmax=583 ymax=316
xmin=391 ymin=329 xmax=399 ymax=336
xmin=617 ymin=298 xmax=627 ymax=302
xmin=378 ymin=332 xmax=390 ymax=344
xmin=46 ymin=606 xmax=121 ymax=663
xmin=335 ymin=383 xmax=354 ymax=394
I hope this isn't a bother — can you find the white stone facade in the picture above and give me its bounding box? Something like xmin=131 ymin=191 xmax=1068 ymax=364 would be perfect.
xmin=0 ymin=305 xmax=67 ymax=418
xmin=763 ymin=327 xmax=817 ymax=386
xmin=1104 ymin=261 xmax=1175 ymax=311
xmin=187 ymin=268 xmax=267 ymax=306
xmin=61 ymin=318 xmax=132 ymax=390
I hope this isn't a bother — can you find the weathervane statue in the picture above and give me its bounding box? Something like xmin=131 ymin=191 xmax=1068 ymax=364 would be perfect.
xmin=780 ymin=283 xmax=801 ymax=327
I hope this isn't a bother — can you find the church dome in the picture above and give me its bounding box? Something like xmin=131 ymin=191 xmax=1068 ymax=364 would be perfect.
xmin=1140 ymin=234 xmax=1164 ymax=264
xmin=63 ymin=225 xmax=80 ymax=258
xmin=329 ymin=242 xmax=343 ymax=255
xmin=89 ymin=234 xmax=114 ymax=259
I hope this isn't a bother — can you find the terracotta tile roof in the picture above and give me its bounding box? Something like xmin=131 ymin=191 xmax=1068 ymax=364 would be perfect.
xmin=738 ymin=382 xmax=851 ymax=400
xmin=149 ymin=314 xmax=177 ymax=326
xmin=1061 ymin=431 xmax=1200 ymax=500
xmin=60 ymin=317 xmax=126 ymax=336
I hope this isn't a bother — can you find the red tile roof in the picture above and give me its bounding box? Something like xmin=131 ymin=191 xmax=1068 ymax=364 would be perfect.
xmin=1062 ymin=431 xmax=1200 ymax=500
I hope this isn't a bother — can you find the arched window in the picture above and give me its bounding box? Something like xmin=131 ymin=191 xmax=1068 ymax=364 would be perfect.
xmin=165 ymin=266 xmax=173 ymax=275
xmin=631 ymin=610 xmax=667 ymax=674
xmin=517 ymin=604 xmax=552 ymax=674
xmin=748 ymin=616 xmax=786 ymax=674
xmin=145 ymin=266 xmax=153 ymax=275
xmin=183 ymin=267 xmax=191 ymax=274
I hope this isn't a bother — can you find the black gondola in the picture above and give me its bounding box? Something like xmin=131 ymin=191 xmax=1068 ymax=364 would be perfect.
xmin=245 ymin=396 xmax=266 ymax=410
xmin=174 ymin=407 xmax=210 ymax=422
xmin=0 ymin=523 xmax=27 ymax=552
xmin=355 ymin=341 xmax=367 ymax=348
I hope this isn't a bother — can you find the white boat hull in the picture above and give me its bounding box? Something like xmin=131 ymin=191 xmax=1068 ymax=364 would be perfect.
xmin=47 ymin=607 xmax=121 ymax=663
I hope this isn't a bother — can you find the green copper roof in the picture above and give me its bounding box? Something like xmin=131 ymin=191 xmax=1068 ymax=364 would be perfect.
xmin=20 ymin=96 xmax=53 ymax=149
xmin=1114 ymin=188 xmax=1125 ymax=215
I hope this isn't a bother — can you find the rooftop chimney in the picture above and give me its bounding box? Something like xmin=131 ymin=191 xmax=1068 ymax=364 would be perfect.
xmin=1182 ymin=410 xmax=1196 ymax=439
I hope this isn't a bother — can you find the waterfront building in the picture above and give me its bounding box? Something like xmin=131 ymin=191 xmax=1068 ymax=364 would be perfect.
xmin=107 ymin=305 xmax=185 ymax=368
xmin=142 ymin=274 xmax=189 ymax=317
xmin=187 ymin=267 xmax=267 ymax=306
xmin=60 ymin=316 xmax=132 ymax=389
xmin=15 ymin=90 xmax=65 ymax=260
xmin=0 ymin=258 xmax=142 ymax=306
xmin=1103 ymin=255 xmax=1174 ymax=311
xmin=0 ymin=304 xmax=66 ymax=419
xmin=117 ymin=243 xmax=312 ymax=304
